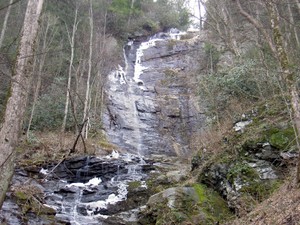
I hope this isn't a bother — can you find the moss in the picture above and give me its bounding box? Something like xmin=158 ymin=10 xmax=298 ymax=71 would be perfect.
xmin=194 ymin=183 xmax=207 ymax=202
xmin=269 ymin=127 xmax=295 ymax=150
xmin=0 ymin=84 xmax=12 ymax=123
xmin=167 ymin=39 xmax=177 ymax=50
xmin=214 ymin=151 xmax=234 ymax=164
xmin=127 ymin=181 xmax=142 ymax=190
xmin=15 ymin=191 xmax=28 ymax=200
xmin=180 ymin=33 xmax=194 ymax=40
xmin=12 ymin=185 xmax=56 ymax=225
xmin=193 ymin=184 xmax=233 ymax=224
xmin=98 ymin=140 xmax=117 ymax=151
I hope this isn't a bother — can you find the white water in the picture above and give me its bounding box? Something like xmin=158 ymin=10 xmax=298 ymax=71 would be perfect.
xmin=107 ymin=30 xmax=187 ymax=156
xmin=42 ymin=152 xmax=149 ymax=225
xmin=133 ymin=38 xmax=157 ymax=84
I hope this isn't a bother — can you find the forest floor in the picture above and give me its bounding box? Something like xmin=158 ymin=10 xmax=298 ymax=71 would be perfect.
xmin=16 ymin=131 xmax=111 ymax=167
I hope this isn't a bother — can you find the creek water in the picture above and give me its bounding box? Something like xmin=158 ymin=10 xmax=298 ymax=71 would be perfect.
xmin=0 ymin=152 xmax=153 ymax=225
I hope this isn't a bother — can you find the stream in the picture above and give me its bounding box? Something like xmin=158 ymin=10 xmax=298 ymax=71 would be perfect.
xmin=1 ymin=152 xmax=156 ymax=224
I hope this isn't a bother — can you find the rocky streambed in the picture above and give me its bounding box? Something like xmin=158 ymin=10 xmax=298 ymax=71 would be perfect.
xmin=0 ymin=151 xmax=207 ymax=225
xmin=0 ymin=152 xmax=157 ymax=225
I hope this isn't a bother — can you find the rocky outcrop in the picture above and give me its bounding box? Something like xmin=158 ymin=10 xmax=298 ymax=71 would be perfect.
xmin=138 ymin=184 xmax=232 ymax=225
xmin=0 ymin=154 xmax=156 ymax=225
xmin=103 ymin=31 xmax=206 ymax=156
xmin=197 ymin=112 xmax=298 ymax=216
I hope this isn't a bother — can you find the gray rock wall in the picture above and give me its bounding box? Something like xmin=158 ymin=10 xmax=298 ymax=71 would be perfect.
xmin=103 ymin=32 xmax=206 ymax=156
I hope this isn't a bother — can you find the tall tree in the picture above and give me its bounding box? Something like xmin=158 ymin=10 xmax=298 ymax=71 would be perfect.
xmin=82 ymin=0 xmax=94 ymax=139
xmin=0 ymin=0 xmax=44 ymax=208
xmin=0 ymin=0 xmax=13 ymax=48
xmin=197 ymin=0 xmax=202 ymax=30
xmin=61 ymin=4 xmax=79 ymax=133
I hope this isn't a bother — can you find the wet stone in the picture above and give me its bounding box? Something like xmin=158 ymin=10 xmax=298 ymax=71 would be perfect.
xmin=1 ymin=153 xmax=155 ymax=225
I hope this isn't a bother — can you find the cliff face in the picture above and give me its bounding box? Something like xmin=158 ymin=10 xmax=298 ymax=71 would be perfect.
xmin=103 ymin=31 xmax=206 ymax=156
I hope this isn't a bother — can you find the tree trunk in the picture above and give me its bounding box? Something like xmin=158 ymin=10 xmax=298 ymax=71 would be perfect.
xmin=287 ymin=0 xmax=300 ymax=48
xmin=265 ymin=0 xmax=300 ymax=184
xmin=197 ymin=0 xmax=202 ymax=30
xmin=293 ymin=0 xmax=300 ymax=16
xmin=0 ymin=0 xmax=13 ymax=48
xmin=61 ymin=7 xmax=78 ymax=133
xmin=127 ymin=0 xmax=135 ymax=29
xmin=0 ymin=0 xmax=44 ymax=208
xmin=82 ymin=0 xmax=93 ymax=139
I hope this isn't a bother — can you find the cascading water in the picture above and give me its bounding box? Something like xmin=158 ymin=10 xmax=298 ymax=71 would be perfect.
xmin=104 ymin=29 xmax=190 ymax=156
xmin=38 ymin=152 xmax=152 ymax=225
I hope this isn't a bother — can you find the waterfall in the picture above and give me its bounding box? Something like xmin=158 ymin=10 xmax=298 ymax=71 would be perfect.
xmin=104 ymin=29 xmax=197 ymax=156
xmin=36 ymin=153 xmax=151 ymax=224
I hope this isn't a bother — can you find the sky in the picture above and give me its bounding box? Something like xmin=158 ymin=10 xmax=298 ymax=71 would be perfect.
xmin=186 ymin=0 xmax=206 ymax=30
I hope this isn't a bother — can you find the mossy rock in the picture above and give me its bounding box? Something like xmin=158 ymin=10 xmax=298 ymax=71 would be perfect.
xmin=140 ymin=185 xmax=233 ymax=225
xmin=193 ymin=184 xmax=233 ymax=224
xmin=269 ymin=127 xmax=295 ymax=150
xmin=227 ymin=162 xmax=259 ymax=183
xmin=12 ymin=185 xmax=56 ymax=217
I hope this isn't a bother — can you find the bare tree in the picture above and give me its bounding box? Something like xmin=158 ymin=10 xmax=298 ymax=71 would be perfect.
xmin=203 ymin=0 xmax=241 ymax=55
xmin=197 ymin=0 xmax=202 ymax=30
xmin=287 ymin=0 xmax=300 ymax=48
xmin=0 ymin=0 xmax=44 ymax=208
xmin=0 ymin=0 xmax=13 ymax=48
xmin=61 ymin=5 xmax=79 ymax=133
xmin=265 ymin=0 xmax=300 ymax=184
xmin=127 ymin=0 xmax=135 ymax=28
xmin=82 ymin=0 xmax=94 ymax=139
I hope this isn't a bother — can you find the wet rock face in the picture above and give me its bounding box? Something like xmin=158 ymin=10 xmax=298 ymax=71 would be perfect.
xmin=103 ymin=32 xmax=206 ymax=156
xmin=0 ymin=154 xmax=156 ymax=225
